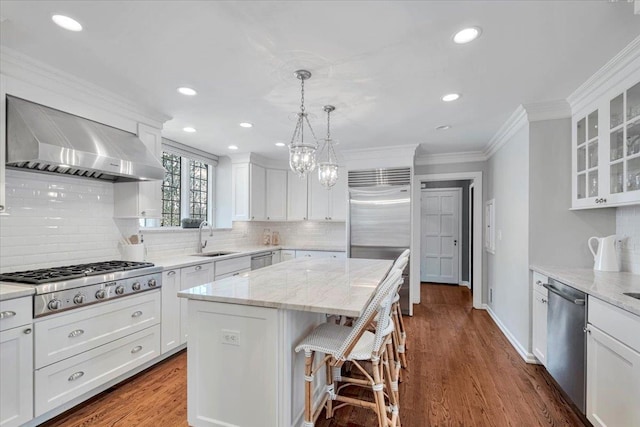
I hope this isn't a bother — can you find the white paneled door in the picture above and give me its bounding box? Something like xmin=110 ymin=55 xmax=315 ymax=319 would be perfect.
xmin=421 ymin=188 xmax=461 ymax=284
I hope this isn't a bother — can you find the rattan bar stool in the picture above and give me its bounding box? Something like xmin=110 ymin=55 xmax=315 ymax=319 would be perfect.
xmin=295 ymin=268 xmax=404 ymax=427
xmin=392 ymin=250 xmax=410 ymax=371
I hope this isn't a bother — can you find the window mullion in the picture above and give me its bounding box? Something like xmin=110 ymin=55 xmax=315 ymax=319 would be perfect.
xmin=181 ymin=157 xmax=190 ymax=221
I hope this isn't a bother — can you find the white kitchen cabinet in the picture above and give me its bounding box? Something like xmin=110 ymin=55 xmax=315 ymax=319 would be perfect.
xmin=35 ymin=325 xmax=160 ymax=416
xmin=231 ymin=163 xmax=269 ymax=221
xmin=214 ymin=256 xmax=251 ymax=279
xmin=308 ymin=168 xmax=347 ymax=221
xmin=162 ymin=262 xmax=213 ymax=353
xmin=272 ymin=250 xmax=282 ymax=264
xmin=531 ymin=272 xmax=548 ymax=366
xmin=180 ymin=263 xmax=214 ymax=344
xmin=586 ymin=297 xmax=640 ymax=427
xmin=35 ymin=291 xmax=160 ymax=368
xmin=114 ymin=123 xmax=163 ymax=218
xmin=0 ymin=297 xmax=33 ymax=427
xmin=295 ymin=250 xmax=345 ymax=259
xmin=266 ymin=169 xmax=287 ymax=221
xmin=287 ymin=172 xmax=308 ymax=220
xmin=572 ymin=77 xmax=640 ymax=209
xmin=281 ymin=250 xmax=296 ymax=261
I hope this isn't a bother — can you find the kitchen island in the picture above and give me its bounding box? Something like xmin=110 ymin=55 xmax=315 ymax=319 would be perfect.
xmin=178 ymin=257 xmax=393 ymax=427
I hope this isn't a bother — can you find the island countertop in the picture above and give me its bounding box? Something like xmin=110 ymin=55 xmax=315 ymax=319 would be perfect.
xmin=178 ymin=257 xmax=393 ymax=317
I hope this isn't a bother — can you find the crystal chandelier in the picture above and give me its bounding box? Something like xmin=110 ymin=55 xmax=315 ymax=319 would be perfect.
xmin=317 ymin=105 xmax=339 ymax=188
xmin=288 ymin=70 xmax=318 ymax=178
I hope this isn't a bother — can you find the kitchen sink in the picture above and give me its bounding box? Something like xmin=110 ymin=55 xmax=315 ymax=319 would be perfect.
xmin=623 ymin=292 xmax=640 ymax=300
xmin=194 ymin=251 xmax=237 ymax=257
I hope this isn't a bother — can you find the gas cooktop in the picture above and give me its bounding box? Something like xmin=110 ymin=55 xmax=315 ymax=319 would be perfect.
xmin=0 ymin=260 xmax=155 ymax=284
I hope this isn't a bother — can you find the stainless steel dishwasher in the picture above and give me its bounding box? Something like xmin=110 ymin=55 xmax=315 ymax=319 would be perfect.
xmin=251 ymin=252 xmax=273 ymax=270
xmin=544 ymin=278 xmax=587 ymax=414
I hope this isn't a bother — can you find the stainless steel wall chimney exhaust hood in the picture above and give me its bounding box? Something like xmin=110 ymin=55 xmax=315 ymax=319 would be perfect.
xmin=6 ymin=96 xmax=166 ymax=182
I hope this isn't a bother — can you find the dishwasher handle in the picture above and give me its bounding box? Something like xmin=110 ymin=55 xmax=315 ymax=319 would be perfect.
xmin=543 ymin=283 xmax=585 ymax=305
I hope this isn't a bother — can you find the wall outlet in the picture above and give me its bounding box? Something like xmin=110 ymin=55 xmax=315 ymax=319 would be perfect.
xmin=221 ymin=329 xmax=240 ymax=346
xmin=489 ymin=288 xmax=493 ymax=303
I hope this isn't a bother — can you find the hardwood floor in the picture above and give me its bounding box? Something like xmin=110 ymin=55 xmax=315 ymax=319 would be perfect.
xmin=41 ymin=284 xmax=586 ymax=427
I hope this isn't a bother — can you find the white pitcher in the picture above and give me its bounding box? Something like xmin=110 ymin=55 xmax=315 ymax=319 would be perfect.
xmin=588 ymin=235 xmax=620 ymax=272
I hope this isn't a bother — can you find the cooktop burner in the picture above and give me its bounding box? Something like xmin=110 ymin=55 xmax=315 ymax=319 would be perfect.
xmin=0 ymin=260 xmax=155 ymax=284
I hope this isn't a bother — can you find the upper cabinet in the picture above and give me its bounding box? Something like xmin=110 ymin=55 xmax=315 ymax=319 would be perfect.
xmin=232 ymin=163 xmax=287 ymax=221
xmin=287 ymin=172 xmax=309 ymax=220
xmin=572 ymin=79 xmax=640 ymax=209
xmin=307 ymin=167 xmax=347 ymax=221
xmin=114 ymin=124 xmax=163 ymax=218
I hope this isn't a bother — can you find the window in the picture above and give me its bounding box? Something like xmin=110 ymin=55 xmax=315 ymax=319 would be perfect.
xmin=189 ymin=160 xmax=208 ymax=221
xmin=152 ymin=139 xmax=218 ymax=228
xmin=162 ymin=152 xmax=182 ymax=227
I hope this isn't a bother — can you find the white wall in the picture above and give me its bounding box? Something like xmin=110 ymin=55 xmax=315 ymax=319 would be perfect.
xmin=486 ymin=123 xmax=530 ymax=352
xmin=617 ymin=206 xmax=640 ymax=273
xmin=215 ymin=156 xmax=232 ymax=229
xmin=528 ymin=119 xmax=616 ymax=267
xmin=0 ymin=169 xmax=121 ymax=272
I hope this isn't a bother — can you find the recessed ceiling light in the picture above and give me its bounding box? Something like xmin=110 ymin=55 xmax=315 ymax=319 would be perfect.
xmin=453 ymin=27 xmax=481 ymax=44
xmin=435 ymin=125 xmax=452 ymax=131
xmin=442 ymin=93 xmax=461 ymax=102
xmin=228 ymin=145 xmax=239 ymax=150
xmin=275 ymin=142 xmax=286 ymax=147
xmin=183 ymin=127 xmax=196 ymax=133
xmin=239 ymin=122 xmax=253 ymax=128
xmin=52 ymin=15 xmax=83 ymax=32
xmin=177 ymin=87 xmax=197 ymax=96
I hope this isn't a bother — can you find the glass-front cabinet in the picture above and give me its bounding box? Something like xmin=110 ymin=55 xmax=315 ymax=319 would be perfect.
xmin=572 ymin=79 xmax=640 ymax=209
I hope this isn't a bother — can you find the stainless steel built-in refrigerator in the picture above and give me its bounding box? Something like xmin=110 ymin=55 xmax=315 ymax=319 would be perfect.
xmin=348 ymin=168 xmax=412 ymax=314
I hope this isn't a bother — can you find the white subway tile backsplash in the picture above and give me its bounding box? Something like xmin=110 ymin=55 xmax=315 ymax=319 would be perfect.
xmin=1 ymin=169 xmax=347 ymax=272
xmin=0 ymin=170 xmax=121 ymax=273
xmin=616 ymin=205 xmax=640 ymax=273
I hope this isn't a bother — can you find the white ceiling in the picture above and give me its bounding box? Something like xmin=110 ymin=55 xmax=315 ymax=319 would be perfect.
xmin=1 ymin=1 xmax=639 ymax=160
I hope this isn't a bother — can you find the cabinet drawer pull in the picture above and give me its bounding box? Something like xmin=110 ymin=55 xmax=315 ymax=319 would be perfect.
xmin=68 ymin=371 xmax=84 ymax=382
xmin=131 ymin=311 xmax=143 ymax=318
xmin=167 ymin=270 xmax=176 ymax=276
xmin=195 ymin=265 xmax=202 ymax=271
xmin=68 ymin=329 xmax=85 ymax=338
xmin=0 ymin=311 xmax=16 ymax=319
xmin=141 ymin=211 xmax=146 ymax=216
xmin=232 ymin=272 xmax=240 ymax=276
xmin=131 ymin=345 xmax=143 ymax=354
xmin=24 ymin=328 xmax=32 ymax=335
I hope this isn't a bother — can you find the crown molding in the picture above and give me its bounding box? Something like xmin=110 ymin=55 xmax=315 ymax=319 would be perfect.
xmin=522 ymin=99 xmax=571 ymax=122
xmin=341 ymin=144 xmax=418 ymax=171
xmin=567 ymin=35 xmax=640 ymax=114
xmin=484 ymin=106 xmax=528 ymax=158
xmin=414 ymin=151 xmax=487 ymax=166
xmin=0 ymin=46 xmax=171 ymax=129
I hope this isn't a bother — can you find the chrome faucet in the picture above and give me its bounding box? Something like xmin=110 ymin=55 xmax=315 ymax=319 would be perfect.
xmin=198 ymin=220 xmax=213 ymax=253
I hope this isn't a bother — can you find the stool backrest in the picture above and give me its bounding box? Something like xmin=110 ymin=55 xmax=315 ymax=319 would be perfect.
xmin=334 ymin=268 xmax=402 ymax=362
xmin=372 ymin=273 xmax=402 ymax=352
xmin=393 ymin=249 xmax=410 ymax=270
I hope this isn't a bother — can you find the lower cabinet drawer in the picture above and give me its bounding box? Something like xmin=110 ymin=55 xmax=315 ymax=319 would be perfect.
xmin=215 ymin=256 xmax=251 ymax=276
xmin=215 ymin=268 xmax=251 ymax=280
xmin=35 ymin=291 xmax=160 ymax=368
xmin=35 ymin=324 xmax=160 ymax=416
xmin=0 ymin=296 xmax=32 ymax=332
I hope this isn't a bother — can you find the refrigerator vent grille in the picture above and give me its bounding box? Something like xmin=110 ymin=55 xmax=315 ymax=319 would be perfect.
xmin=348 ymin=168 xmax=411 ymax=187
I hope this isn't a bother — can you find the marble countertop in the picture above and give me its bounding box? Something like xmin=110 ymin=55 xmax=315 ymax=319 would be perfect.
xmin=530 ymin=265 xmax=640 ymax=316
xmin=178 ymin=258 xmax=393 ymax=317
xmin=148 ymin=245 xmax=346 ymax=270
xmin=0 ymin=282 xmax=35 ymax=301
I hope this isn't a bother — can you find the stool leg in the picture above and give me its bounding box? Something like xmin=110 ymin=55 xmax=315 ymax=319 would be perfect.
xmin=385 ymin=340 xmax=399 ymax=405
xmin=383 ymin=349 xmax=401 ymax=427
xmin=395 ymin=303 xmax=408 ymax=368
xmin=304 ymin=350 xmax=315 ymax=427
xmin=372 ymin=356 xmax=388 ymax=427
xmin=325 ymin=361 xmax=334 ymax=419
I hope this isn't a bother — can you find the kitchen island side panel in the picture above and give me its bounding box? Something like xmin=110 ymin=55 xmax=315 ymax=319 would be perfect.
xmin=186 ymin=300 xmax=325 ymax=427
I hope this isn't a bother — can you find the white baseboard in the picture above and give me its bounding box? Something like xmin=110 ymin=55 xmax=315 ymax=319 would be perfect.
xmin=483 ymin=304 xmax=538 ymax=364
xmin=460 ymin=281 xmax=470 ymax=288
